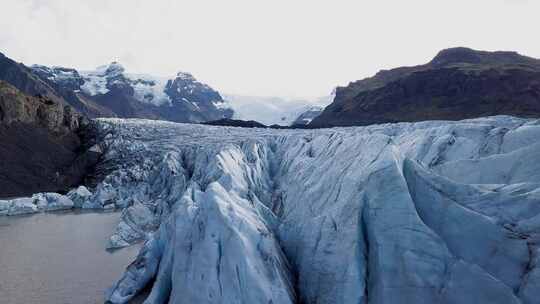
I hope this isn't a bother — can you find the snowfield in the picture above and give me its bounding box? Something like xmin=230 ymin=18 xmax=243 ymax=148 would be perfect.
xmin=5 ymin=116 xmax=540 ymax=304
xmin=224 ymin=94 xmax=332 ymax=126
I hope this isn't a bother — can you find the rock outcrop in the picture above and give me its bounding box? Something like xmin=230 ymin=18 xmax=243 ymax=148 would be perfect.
xmin=311 ymin=47 xmax=540 ymax=127
xmin=203 ymin=118 xmax=267 ymax=128
xmin=0 ymin=81 xmax=99 ymax=197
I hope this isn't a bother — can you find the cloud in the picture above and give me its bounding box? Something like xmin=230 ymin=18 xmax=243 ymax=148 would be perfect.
xmin=0 ymin=0 xmax=539 ymax=97
xmin=503 ymin=0 xmax=530 ymax=4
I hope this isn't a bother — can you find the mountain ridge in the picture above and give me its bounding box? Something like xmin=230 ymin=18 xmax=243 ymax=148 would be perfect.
xmin=0 ymin=51 xmax=233 ymax=123
xmin=311 ymin=47 xmax=540 ymax=127
xmin=31 ymin=61 xmax=233 ymax=122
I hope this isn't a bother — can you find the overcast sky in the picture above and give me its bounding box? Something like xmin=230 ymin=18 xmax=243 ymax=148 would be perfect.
xmin=1 ymin=0 xmax=538 ymax=98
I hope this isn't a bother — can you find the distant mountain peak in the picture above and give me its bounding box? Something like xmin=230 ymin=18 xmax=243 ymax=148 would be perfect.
xmin=175 ymin=71 xmax=195 ymax=80
xmin=92 ymin=61 xmax=125 ymax=77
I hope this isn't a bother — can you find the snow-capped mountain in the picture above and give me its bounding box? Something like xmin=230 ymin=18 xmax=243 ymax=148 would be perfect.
xmin=2 ymin=51 xmax=333 ymax=126
xmin=224 ymin=93 xmax=332 ymax=126
xmin=74 ymin=62 xmax=171 ymax=106
xmin=30 ymin=62 xmax=233 ymax=122
xmin=31 ymin=65 xmax=85 ymax=92
xmin=5 ymin=115 xmax=540 ymax=303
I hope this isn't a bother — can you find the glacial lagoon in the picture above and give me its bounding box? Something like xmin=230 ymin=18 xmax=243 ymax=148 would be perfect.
xmin=0 ymin=211 xmax=141 ymax=304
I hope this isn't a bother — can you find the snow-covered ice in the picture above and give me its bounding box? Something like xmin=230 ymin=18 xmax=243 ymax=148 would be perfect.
xmin=33 ymin=192 xmax=75 ymax=211
xmin=67 ymin=186 xmax=93 ymax=208
xmin=80 ymin=66 xmax=111 ymax=96
xmin=126 ymin=74 xmax=172 ymax=106
xmin=5 ymin=197 xmax=39 ymax=215
xmin=0 ymin=187 xmax=94 ymax=215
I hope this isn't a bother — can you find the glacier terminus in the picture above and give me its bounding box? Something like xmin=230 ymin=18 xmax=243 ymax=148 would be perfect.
xmin=3 ymin=116 xmax=540 ymax=304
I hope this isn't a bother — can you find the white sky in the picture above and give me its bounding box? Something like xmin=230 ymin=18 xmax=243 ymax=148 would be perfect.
xmin=1 ymin=0 xmax=538 ymax=98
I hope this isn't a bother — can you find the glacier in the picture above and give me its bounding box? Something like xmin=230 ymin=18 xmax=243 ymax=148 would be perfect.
xmin=4 ymin=116 xmax=540 ymax=303
xmin=88 ymin=116 xmax=540 ymax=304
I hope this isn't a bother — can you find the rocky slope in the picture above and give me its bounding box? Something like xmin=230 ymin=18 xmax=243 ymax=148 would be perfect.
xmin=9 ymin=116 xmax=539 ymax=303
xmin=0 ymin=52 xmax=67 ymax=107
xmin=0 ymin=81 xmax=100 ymax=197
xmin=311 ymin=47 xmax=540 ymax=127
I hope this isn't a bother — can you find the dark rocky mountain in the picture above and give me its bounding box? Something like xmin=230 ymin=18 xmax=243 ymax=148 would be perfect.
xmin=0 ymin=81 xmax=100 ymax=198
xmin=161 ymin=72 xmax=234 ymax=122
xmin=311 ymin=47 xmax=540 ymax=127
